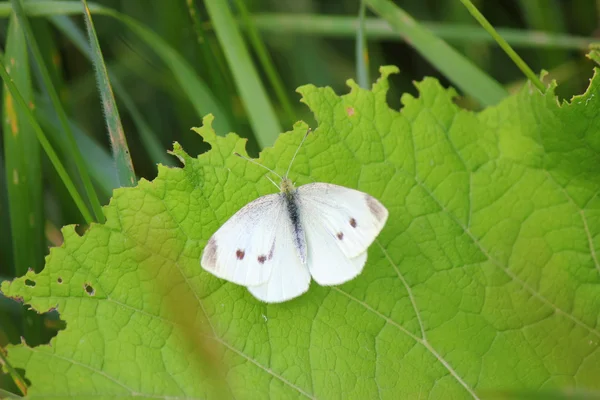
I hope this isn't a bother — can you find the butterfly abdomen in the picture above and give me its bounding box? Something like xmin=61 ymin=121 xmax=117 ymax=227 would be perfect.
xmin=282 ymin=191 xmax=307 ymax=264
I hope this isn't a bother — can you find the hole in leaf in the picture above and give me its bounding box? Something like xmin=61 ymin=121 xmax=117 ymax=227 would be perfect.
xmin=84 ymin=283 xmax=95 ymax=296
xmin=57 ymin=277 xmax=63 ymax=284
xmin=0 ymin=293 xmax=66 ymax=349
xmin=74 ymin=224 xmax=88 ymax=237
xmin=24 ymin=279 xmax=36 ymax=287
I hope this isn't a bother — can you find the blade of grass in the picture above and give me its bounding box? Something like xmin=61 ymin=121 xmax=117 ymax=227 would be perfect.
xmin=364 ymin=0 xmax=507 ymax=106
xmin=204 ymin=0 xmax=281 ymax=147
xmin=517 ymin=0 xmax=568 ymax=69
xmin=0 ymin=349 xmax=26 ymax=397
xmin=0 ymin=155 xmax=13 ymax=274
xmin=80 ymin=0 xmax=136 ymax=187
xmin=459 ymin=0 xmax=545 ymax=92
xmin=2 ymin=12 xmax=47 ymax=356
xmin=3 ymin=1 xmax=234 ymax=136
xmin=185 ymin=0 xmax=235 ymax=111
xmin=0 ymin=388 xmax=23 ymax=399
xmin=10 ymin=0 xmax=105 ymax=222
xmin=0 ymin=52 xmax=94 ymax=224
xmin=34 ymin=97 xmax=120 ymax=197
xmin=113 ymin=11 xmax=234 ymax=136
xmin=250 ymin=14 xmax=597 ymax=50
xmin=356 ymin=0 xmax=370 ymax=88
xmin=2 ymin=14 xmax=45 ymax=277
xmin=48 ymin=15 xmax=172 ymax=166
xmin=112 ymin=80 xmax=173 ymax=166
xmin=233 ymin=0 xmax=296 ymax=126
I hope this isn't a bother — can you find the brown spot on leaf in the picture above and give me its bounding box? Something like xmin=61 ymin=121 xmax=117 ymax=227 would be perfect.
xmin=350 ymin=218 xmax=357 ymax=228
xmin=346 ymin=106 xmax=355 ymax=116
xmin=258 ymin=255 xmax=267 ymax=264
xmin=337 ymin=232 xmax=344 ymax=240
xmin=236 ymin=249 xmax=245 ymax=260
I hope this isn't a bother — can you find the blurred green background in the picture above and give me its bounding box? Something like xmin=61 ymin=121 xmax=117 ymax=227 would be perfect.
xmin=0 ymin=0 xmax=598 ymax=395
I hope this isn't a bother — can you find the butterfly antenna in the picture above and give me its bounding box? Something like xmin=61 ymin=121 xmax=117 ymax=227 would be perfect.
xmin=264 ymin=175 xmax=280 ymax=190
xmin=285 ymin=128 xmax=311 ymax=178
xmin=234 ymin=152 xmax=283 ymax=183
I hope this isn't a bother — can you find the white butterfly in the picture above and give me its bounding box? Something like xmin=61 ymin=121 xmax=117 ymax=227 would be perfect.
xmin=201 ymin=131 xmax=388 ymax=303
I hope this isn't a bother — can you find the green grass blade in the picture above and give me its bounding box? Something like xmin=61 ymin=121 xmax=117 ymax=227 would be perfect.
xmin=233 ymin=0 xmax=296 ymax=126
xmin=356 ymin=0 xmax=370 ymax=88
xmin=2 ymin=1 xmax=234 ymax=136
xmin=112 ymin=80 xmax=173 ymax=167
xmin=2 ymin=14 xmax=44 ymax=277
xmin=364 ymin=0 xmax=507 ymax=106
xmin=184 ymin=0 xmax=236 ymax=111
xmin=0 ymin=54 xmax=94 ymax=224
xmin=108 ymin=11 xmax=233 ymax=136
xmin=80 ymin=0 xmax=136 ymax=187
xmin=0 ymin=349 xmax=26 ymax=397
xmin=48 ymin=15 xmax=172 ymax=167
xmin=0 ymin=156 xmax=13 ymax=272
xmin=460 ymin=0 xmax=546 ymax=92
xmin=250 ymin=14 xmax=597 ymax=50
xmin=10 ymin=0 xmax=105 ymax=222
xmin=517 ymin=0 xmax=568 ymax=68
xmin=204 ymin=0 xmax=282 ymax=147
xmin=0 ymin=0 xmax=104 ymax=16
xmin=34 ymin=98 xmax=119 ymax=197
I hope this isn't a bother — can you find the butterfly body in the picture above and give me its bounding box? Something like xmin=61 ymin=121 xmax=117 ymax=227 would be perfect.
xmin=201 ymin=176 xmax=388 ymax=303
xmin=280 ymin=178 xmax=308 ymax=264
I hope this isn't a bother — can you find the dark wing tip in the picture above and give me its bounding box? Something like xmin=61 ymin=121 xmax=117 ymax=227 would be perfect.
xmin=201 ymin=237 xmax=218 ymax=269
xmin=365 ymin=195 xmax=389 ymax=223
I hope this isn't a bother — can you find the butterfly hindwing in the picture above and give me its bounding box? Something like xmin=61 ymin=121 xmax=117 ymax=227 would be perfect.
xmin=303 ymin=213 xmax=368 ymax=285
xmin=201 ymin=193 xmax=285 ymax=286
xmin=247 ymin=214 xmax=311 ymax=302
xmin=297 ymin=183 xmax=389 ymax=259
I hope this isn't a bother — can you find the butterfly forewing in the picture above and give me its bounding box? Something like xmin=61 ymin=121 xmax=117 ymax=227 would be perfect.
xmin=297 ymin=183 xmax=389 ymax=259
xmin=201 ymin=193 xmax=285 ymax=286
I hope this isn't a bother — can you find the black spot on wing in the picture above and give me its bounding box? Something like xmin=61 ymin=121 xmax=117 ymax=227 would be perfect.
xmin=349 ymin=218 xmax=357 ymax=228
xmin=258 ymin=255 xmax=267 ymax=264
xmin=336 ymin=232 xmax=344 ymax=240
xmin=236 ymin=249 xmax=245 ymax=260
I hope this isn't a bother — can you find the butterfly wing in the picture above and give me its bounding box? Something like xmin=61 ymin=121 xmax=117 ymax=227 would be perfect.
xmin=296 ymin=183 xmax=388 ymax=285
xmin=297 ymin=183 xmax=388 ymax=258
xmin=201 ymin=193 xmax=285 ymax=286
xmin=247 ymin=214 xmax=311 ymax=303
xmin=304 ymin=222 xmax=367 ymax=285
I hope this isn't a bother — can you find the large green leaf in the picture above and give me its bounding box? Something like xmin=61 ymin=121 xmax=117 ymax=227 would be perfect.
xmin=2 ymin=66 xmax=600 ymax=398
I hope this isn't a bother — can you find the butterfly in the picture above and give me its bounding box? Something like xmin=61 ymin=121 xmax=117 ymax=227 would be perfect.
xmin=201 ymin=130 xmax=388 ymax=303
